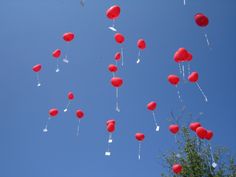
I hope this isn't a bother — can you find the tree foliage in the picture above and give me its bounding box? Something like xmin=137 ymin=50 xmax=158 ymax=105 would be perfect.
xmin=161 ymin=127 xmax=236 ymax=177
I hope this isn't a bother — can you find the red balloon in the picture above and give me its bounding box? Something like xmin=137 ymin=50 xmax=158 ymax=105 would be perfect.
xmin=52 ymin=49 xmax=61 ymax=58
xmin=172 ymin=164 xmax=182 ymax=174
xmin=205 ymin=130 xmax=214 ymax=140
xmin=108 ymin=64 xmax=118 ymax=73
xmin=106 ymin=5 xmax=121 ymax=20
xmin=68 ymin=91 xmax=74 ymax=100
xmin=189 ymin=122 xmax=202 ymax=132
xmin=168 ymin=75 xmax=180 ymax=85
xmin=106 ymin=119 xmax=116 ymax=126
xmin=137 ymin=39 xmax=146 ymax=50
xmin=76 ymin=110 xmax=84 ymax=119
xmin=114 ymin=33 xmax=125 ymax=44
xmin=196 ymin=127 xmax=207 ymax=139
xmin=174 ymin=48 xmax=189 ymax=62
xmin=188 ymin=72 xmax=199 ymax=83
xmin=114 ymin=52 xmax=121 ymax=60
xmin=147 ymin=101 xmax=157 ymax=111
xmin=195 ymin=13 xmax=209 ymax=27
xmin=63 ymin=32 xmax=75 ymax=42
xmin=169 ymin=124 xmax=179 ymax=134
xmin=107 ymin=123 xmax=115 ymax=133
xmin=135 ymin=133 xmax=145 ymax=141
xmin=186 ymin=52 xmax=193 ymax=62
xmin=49 ymin=108 xmax=59 ymax=117
xmin=111 ymin=77 xmax=123 ymax=87
xmin=32 ymin=64 xmax=42 ymax=72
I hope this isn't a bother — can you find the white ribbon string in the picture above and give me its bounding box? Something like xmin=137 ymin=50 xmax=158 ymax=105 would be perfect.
xmin=76 ymin=119 xmax=81 ymax=136
xmin=152 ymin=111 xmax=160 ymax=131
xmin=36 ymin=73 xmax=41 ymax=87
xmin=64 ymin=101 xmax=71 ymax=112
xmin=115 ymin=88 xmax=120 ymax=112
xmin=196 ymin=82 xmax=208 ymax=102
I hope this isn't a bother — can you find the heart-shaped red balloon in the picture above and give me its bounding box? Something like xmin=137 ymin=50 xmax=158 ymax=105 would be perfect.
xmin=110 ymin=77 xmax=123 ymax=87
xmin=114 ymin=52 xmax=121 ymax=60
xmin=186 ymin=52 xmax=192 ymax=61
xmin=174 ymin=48 xmax=189 ymax=62
xmin=108 ymin=64 xmax=118 ymax=73
xmin=188 ymin=72 xmax=199 ymax=83
xmin=106 ymin=5 xmax=121 ymax=20
xmin=168 ymin=75 xmax=180 ymax=85
xmin=107 ymin=123 xmax=115 ymax=133
xmin=169 ymin=124 xmax=179 ymax=134
xmin=135 ymin=133 xmax=145 ymax=141
xmin=147 ymin=101 xmax=157 ymax=111
xmin=195 ymin=13 xmax=209 ymax=27
xmin=189 ymin=122 xmax=201 ymax=132
xmin=172 ymin=164 xmax=182 ymax=174
xmin=52 ymin=49 xmax=61 ymax=58
xmin=196 ymin=127 xmax=207 ymax=139
xmin=114 ymin=33 xmax=125 ymax=44
xmin=63 ymin=32 xmax=75 ymax=42
xmin=76 ymin=110 xmax=84 ymax=119
xmin=68 ymin=91 xmax=74 ymax=100
xmin=32 ymin=64 xmax=42 ymax=72
xmin=49 ymin=108 xmax=59 ymax=117
xmin=205 ymin=130 xmax=214 ymax=140
xmin=137 ymin=39 xmax=146 ymax=50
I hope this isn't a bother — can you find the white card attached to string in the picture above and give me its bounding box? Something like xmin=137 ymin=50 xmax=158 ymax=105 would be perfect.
xmin=212 ymin=162 xmax=217 ymax=168
xmin=156 ymin=126 xmax=160 ymax=132
xmin=105 ymin=152 xmax=111 ymax=156
xmin=108 ymin=139 xmax=113 ymax=143
xmin=108 ymin=27 xmax=117 ymax=32
xmin=63 ymin=59 xmax=69 ymax=63
xmin=43 ymin=128 xmax=48 ymax=133
xmin=137 ymin=58 xmax=140 ymax=64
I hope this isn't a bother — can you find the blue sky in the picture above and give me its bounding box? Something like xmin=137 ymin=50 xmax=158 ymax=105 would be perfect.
xmin=0 ymin=0 xmax=236 ymax=177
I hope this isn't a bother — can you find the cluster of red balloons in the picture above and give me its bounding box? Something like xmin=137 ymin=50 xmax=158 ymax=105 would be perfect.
xmin=32 ymin=32 xmax=75 ymax=86
xmin=42 ymin=91 xmax=86 ymax=135
xmin=189 ymin=122 xmax=214 ymax=140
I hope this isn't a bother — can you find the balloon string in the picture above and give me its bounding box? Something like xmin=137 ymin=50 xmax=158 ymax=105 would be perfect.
xmin=188 ymin=62 xmax=191 ymax=75
xmin=36 ymin=73 xmax=41 ymax=87
xmin=183 ymin=0 xmax=186 ymax=5
xmin=196 ymin=82 xmax=208 ymax=102
xmin=178 ymin=63 xmax=182 ymax=74
xmin=56 ymin=59 xmax=60 ymax=72
xmin=175 ymin=85 xmax=183 ymax=103
xmin=115 ymin=88 xmax=120 ymax=112
xmin=152 ymin=111 xmax=159 ymax=131
xmin=174 ymin=135 xmax=177 ymax=143
xmin=112 ymin=72 xmax=115 ymax=78
xmin=76 ymin=119 xmax=81 ymax=136
xmin=121 ymin=47 xmax=124 ymax=66
xmin=63 ymin=43 xmax=69 ymax=63
xmin=209 ymin=145 xmax=217 ymax=167
xmin=182 ymin=64 xmax=185 ymax=81
xmin=137 ymin=50 xmax=141 ymax=64
xmin=112 ymin=19 xmax=115 ymax=28
xmin=43 ymin=117 xmax=51 ymax=133
xmin=64 ymin=101 xmax=71 ymax=112
xmin=115 ymin=60 xmax=118 ymax=66
xmin=105 ymin=134 xmax=112 ymax=156
xmin=108 ymin=133 xmax=112 ymax=143
xmin=138 ymin=142 xmax=141 ymax=160
xmin=204 ymin=33 xmax=210 ymax=47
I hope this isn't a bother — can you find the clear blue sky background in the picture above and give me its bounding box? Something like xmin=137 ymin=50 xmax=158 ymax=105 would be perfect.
xmin=0 ymin=1 xmax=236 ymax=177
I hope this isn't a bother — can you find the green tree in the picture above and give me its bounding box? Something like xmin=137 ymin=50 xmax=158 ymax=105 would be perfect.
xmin=161 ymin=127 xmax=236 ymax=177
